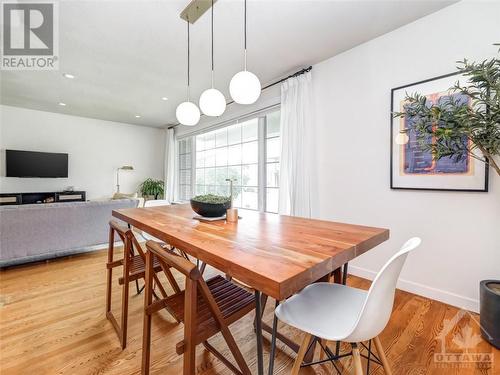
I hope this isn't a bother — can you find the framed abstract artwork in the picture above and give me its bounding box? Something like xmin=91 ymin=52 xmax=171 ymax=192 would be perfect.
xmin=390 ymin=72 xmax=488 ymax=192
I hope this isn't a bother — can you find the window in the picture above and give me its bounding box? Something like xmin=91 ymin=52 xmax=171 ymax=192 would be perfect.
xmin=265 ymin=111 xmax=281 ymax=213
xmin=178 ymin=138 xmax=192 ymax=201
xmin=178 ymin=109 xmax=280 ymax=213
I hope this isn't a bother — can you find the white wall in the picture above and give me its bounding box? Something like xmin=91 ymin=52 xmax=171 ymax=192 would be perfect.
xmin=312 ymin=1 xmax=500 ymax=313
xmin=0 ymin=105 xmax=165 ymax=199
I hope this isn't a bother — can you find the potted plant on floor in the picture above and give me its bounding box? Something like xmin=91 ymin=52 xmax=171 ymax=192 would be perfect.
xmin=139 ymin=178 xmax=164 ymax=200
xmin=393 ymin=48 xmax=499 ymax=348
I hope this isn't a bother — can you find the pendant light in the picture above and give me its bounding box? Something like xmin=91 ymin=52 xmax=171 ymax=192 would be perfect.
xmin=176 ymin=19 xmax=200 ymax=126
xmin=199 ymin=0 xmax=226 ymax=117
xmin=395 ymin=130 xmax=409 ymax=145
xmin=229 ymin=0 xmax=261 ymax=105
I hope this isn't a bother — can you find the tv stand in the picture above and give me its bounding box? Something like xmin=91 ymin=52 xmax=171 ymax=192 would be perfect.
xmin=0 ymin=191 xmax=86 ymax=205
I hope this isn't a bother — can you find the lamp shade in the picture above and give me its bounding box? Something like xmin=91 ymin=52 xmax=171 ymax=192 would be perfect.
xmin=229 ymin=70 xmax=261 ymax=104
xmin=395 ymin=132 xmax=409 ymax=145
xmin=176 ymin=101 xmax=200 ymax=126
xmin=199 ymin=88 xmax=226 ymax=116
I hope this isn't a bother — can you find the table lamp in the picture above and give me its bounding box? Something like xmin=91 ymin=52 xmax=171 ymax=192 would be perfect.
xmin=116 ymin=165 xmax=134 ymax=193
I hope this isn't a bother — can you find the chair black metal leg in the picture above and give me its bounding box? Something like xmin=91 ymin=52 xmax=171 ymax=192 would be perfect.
xmin=360 ymin=341 xmax=383 ymax=367
xmin=317 ymin=340 xmax=342 ymax=375
xmin=333 ymin=262 xmax=350 ymax=356
xmin=367 ymin=339 xmax=372 ymax=374
xmin=268 ymin=300 xmax=279 ymax=375
xmin=255 ymin=291 xmax=264 ymax=375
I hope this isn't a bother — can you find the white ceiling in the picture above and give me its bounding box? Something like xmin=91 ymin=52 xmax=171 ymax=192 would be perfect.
xmin=0 ymin=0 xmax=455 ymax=128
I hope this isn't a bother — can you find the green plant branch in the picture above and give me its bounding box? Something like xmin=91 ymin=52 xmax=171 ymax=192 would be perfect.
xmin=477 ymin=144 xmax=500 ymax=175
xmin=393 ymin=48 xmax=500 ymax=178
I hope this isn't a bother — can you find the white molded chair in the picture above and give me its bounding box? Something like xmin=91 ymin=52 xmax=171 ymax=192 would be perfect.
xmin=144 ymin=199 xmax=171 ymax=207
xmin=274 ymin=237 xmax=421 ymax=375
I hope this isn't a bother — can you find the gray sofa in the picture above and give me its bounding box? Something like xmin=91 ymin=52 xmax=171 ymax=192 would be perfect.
xmin=0 ymin=199 xmax=138 ymax=267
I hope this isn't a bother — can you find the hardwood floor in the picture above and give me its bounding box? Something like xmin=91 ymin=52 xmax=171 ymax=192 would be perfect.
xmin=1 ymin=247 xmax=498 ymax=374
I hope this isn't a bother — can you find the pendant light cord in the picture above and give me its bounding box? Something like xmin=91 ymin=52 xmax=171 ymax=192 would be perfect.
xmin=244 ymin=0 xmax=247 ymax=70
xmin=211 ymin=0 xmax=214 ymax=88
xmin=187 ymin=19 xmax=190 ymax=100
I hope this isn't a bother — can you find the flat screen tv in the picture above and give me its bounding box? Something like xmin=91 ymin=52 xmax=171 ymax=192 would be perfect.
xmin=6 ymin=150 xmax=68 ymax=178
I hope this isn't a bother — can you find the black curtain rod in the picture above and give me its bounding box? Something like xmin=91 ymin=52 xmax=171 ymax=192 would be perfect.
xmin=261 ymin=65 xmax=312 ymax=91
xmin=168 ymin=65 xmax=312 ymax=129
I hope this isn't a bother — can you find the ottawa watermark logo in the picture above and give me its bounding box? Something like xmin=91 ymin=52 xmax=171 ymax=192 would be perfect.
xmin=434 ymin=309 xmax=494 ymax=370
xmin=1 ymin=1 xmax=59 ymax=70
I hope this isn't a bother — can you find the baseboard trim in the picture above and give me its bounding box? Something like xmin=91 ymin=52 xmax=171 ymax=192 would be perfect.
xmin=348 ymin=265 xmax=479 ymax=313
xmin=0 ymin=237 xmax=147 ymax=269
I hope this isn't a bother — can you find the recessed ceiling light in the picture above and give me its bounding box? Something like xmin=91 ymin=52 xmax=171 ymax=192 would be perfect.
xmin=63 ymin=73 xmax=75 ymax=79
xmin=58 ymin=102 xmax=66 ymax=106
xmin=161 ymin=97 xmax=168 ymax=101
xmin=135 ymin=115 xmax=141 ymax=118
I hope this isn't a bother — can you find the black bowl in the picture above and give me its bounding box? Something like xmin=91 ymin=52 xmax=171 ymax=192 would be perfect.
xmin=190 ymin=199 xmax=231 ymax=217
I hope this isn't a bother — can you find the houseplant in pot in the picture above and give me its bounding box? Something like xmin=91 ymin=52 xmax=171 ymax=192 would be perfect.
xmin=394 ymin=49 xmax=499 ymax=347
xmin=139 ymin=178 xmax=164 ymax=200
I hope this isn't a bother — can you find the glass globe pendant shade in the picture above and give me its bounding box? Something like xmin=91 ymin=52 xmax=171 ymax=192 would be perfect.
xmin=395 ymin=132 xmax=409 ymax=145
xmin=230 ymin=70 xmax=261 ymax=104
xmin=176 ymin=101 xmax=200 ymax=126
xmin=199 ymin=88 xmax=226 ymax=116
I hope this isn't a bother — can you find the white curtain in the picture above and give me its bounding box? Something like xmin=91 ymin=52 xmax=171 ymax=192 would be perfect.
xmin=278 ymin=71 xmax=314 ymax=217
xmin=164 ymin=128 xmax=176 ymax=202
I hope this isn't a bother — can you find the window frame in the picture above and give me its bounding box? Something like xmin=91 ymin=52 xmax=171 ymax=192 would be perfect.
xmin=177 ymin=138 xmax=194 ymax=202
xmin=177 ymin=106 xmax=280 ymax=213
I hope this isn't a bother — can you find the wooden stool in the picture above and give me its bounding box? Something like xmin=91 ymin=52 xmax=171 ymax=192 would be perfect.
xmin=105 ymin=220 xmax=181 ymax=349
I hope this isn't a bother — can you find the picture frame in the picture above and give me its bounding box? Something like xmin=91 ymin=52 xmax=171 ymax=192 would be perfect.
xmin=390 ymin=72 xmax=489 ymax=192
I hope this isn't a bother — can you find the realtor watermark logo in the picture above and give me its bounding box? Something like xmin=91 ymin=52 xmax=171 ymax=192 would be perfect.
xmin=434 ymin=309 xmax=494 ymax=370
xmin=1 ymin=0 xmax=59 ymax=70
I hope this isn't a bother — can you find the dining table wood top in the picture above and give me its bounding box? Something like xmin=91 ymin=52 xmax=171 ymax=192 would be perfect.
xmin=113 ymin=204 xmax=389 ymax=300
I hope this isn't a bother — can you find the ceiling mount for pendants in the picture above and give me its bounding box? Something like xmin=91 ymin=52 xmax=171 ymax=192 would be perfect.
xmin=180 ymin=0 xmax=218 ymax=24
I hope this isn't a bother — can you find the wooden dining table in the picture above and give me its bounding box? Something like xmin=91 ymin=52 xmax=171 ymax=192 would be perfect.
xmin=113 ymin=203 xmax=389 ymax=375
